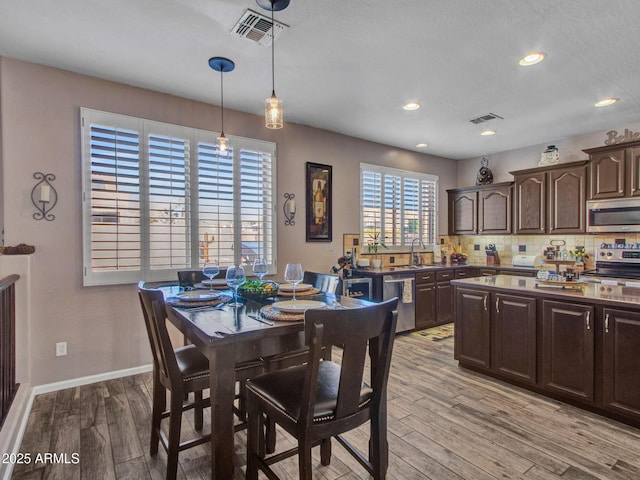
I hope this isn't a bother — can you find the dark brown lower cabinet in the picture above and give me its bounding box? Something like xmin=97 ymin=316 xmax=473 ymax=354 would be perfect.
xmin=492 ymin=293 xmax=537 ymax=385
xmin=415 ymin=280 xmax=436 ymax=330
xmin=602 ymin=308 xmax=640 ymax=418
xmin=454 ymin=287 xmax=490 ymax=368
xmin=542 ymin=300 xmax=594 ymax=403
xmin=415 ymin=270 xmax=454 ymax=330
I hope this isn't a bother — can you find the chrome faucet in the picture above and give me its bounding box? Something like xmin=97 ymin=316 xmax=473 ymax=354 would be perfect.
xmin=410 ymin=238 xmax=424 ymax=265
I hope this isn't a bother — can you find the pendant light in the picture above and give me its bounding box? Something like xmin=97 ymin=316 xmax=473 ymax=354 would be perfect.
xmin=257 ymin=0 xmax=289 ymax=129
xmin=208 ymin=56 xmax=235 ymax=152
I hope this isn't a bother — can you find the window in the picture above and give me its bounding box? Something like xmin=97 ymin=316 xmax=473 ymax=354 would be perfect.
xmin=360 ymin=163 xmax=437 ymax=248
xmin=81 ymin=108 xmax=277 ymax=286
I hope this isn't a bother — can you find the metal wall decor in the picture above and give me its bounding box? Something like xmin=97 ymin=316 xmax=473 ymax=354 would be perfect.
xmin=31 ymin=172 xmax=57 ymax=221
xmin=476 ymin=157 xmax=494 ymax=185
xmin=604 ymin=129 xmax=640 ymax=145
xmin=283 ymin=192 xmax=296 ymax=226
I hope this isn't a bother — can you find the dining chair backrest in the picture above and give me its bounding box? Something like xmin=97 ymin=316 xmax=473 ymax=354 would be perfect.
xmin=302 ymin=271 xmax=341 ymax=294
xmin=300 ymin=297 xmax=398 ymax=424
xmin=177 ymin=270 xmax=206 ymax=288
xmin=138 ymin=282 xmax=181 ymax=392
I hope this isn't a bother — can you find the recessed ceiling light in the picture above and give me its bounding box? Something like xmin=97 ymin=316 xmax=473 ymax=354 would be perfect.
xmin=415 ymin=143 xmax=429 ymax=148
xmin=403 ymin=102 xmax=421 ymax=111
xmin=518 ymin=52 xmax=546 ymax=66
xmin=481 ymin=130 xmax=496 ymax=136
xmin=595 ymin=97 xmax=619 ymax=107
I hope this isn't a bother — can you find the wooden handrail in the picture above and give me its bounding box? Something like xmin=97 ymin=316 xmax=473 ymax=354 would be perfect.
xmin=0 ymin=274 xmax=20 ymax=429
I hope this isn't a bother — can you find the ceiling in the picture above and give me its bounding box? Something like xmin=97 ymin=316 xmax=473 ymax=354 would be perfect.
xmin=1 ymin=0 xmax=639 ymax=160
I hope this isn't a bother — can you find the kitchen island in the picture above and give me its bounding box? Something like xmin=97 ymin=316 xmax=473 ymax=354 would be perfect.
xmin=451 ymin=274 xmax=640 ymax=427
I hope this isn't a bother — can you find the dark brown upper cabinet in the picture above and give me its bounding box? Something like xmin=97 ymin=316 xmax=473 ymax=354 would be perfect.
xmin=584 ymin=140 xmax=640 ymax=199
xmin=447 ymin=182 xmax=512 ymax=235
xmin=511 ymin=161 xmax=588 ymax=234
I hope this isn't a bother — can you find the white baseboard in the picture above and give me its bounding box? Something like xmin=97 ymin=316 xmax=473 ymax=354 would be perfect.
xmin=33 ymin=364 xmax=152 ymax=395
xmin=0 ymin=364 xmax=152 ymax=480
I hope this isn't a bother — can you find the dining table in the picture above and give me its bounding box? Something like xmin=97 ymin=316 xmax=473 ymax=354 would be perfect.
xmin=156 ymin=283 xmax=371 ymax=480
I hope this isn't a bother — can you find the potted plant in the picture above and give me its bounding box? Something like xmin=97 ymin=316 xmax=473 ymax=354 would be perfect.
xmin=367 ymin=231 xmax=387 ymax=269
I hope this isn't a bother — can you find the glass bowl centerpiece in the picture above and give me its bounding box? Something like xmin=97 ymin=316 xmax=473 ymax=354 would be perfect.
xmin=238 ymin=280 xmax=279 ymax=300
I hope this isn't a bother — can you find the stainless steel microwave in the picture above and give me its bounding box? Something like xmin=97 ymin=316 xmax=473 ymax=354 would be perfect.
xmin=587 ymin=198 xmax=640 ymax=233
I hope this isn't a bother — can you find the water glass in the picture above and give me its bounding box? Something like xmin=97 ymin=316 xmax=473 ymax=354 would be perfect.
xmin=253 ymin=258 xmax=268 ymax=281
xmin=202 ymin=261 xmax=220 ymax=291
xmin=226 ymin=265 xmax=246 ymax=306
xmin=284 ymin=263 xmax=303 ymax=301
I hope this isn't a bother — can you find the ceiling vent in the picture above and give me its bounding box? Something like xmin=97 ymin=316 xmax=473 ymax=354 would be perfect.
xmin=231 ymin=9 xmax=288 ymax=46
xmin=468 ymin=113 xmax=504 ymax=124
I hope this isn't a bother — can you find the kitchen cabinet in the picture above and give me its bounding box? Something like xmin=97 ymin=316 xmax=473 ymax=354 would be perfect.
xmin=584 ymin=140 xmax=640 ymax=199
xmin=602 ymin=308 xmax=640 ymax=418
xmin=447 ymin=182 xmax=512 ymax=235
xmin=454 ymin=287 xmax=536 ymax=384
xmin=511 ymin=161 xmax=588 ymax=234
xmin=415 ymin=270 xmax=453 ymax=329
xmin=414 ymin=272 xmax=436 ymax=330
xmin=542 ymin=300 xmax=594 ymax=403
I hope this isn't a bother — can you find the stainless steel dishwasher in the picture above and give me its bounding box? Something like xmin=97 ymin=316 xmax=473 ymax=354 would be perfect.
xmin=382 ymin=273 xmax=415 ymax=332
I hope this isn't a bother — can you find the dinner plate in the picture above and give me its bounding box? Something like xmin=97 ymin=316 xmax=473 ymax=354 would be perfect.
xmin=176 ymin=291 xmax=223 ymax=302
xmin=278 ymin=283 xmax=312 ymax=292
xmin=272 ymin=300 xmax=325 ymax=313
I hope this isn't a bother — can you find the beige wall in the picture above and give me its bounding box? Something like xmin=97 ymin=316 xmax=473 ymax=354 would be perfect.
xmin=456 ymin=121 xmax=640 ymax=187
xmin=0 ymin=57 xmax=458 ymax=385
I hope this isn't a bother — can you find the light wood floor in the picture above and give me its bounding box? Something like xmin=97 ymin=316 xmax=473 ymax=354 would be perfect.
xmin=12 ymin=332 xmax=640 ymax=479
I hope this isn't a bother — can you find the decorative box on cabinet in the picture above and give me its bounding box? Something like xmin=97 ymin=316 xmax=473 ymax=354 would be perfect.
xmin=511 ymin=160 xmax=588 ymax=234
xmin=584 ymin=140 xmax=640 ymax=199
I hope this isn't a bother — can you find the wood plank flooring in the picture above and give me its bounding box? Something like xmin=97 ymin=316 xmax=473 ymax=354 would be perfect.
xmin=12 ymin=332 xmax=640 ymax=479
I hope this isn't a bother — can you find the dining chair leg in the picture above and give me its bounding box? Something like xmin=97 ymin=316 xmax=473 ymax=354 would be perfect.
xmin=246 ymin=407 xmax=260 ymax=480
xmin=193 ymin=390 xmax=203 ymax=431
xmin=369 ymin=413 xmax=388 ymax=480
xmin=298 ymin=441 xmax=313 ymax=480
xmin=166 ymin=392 xmax=184 ymax=480
xmin=265 ymin=417 xmax=277 ymax=454
xmin=150 ymin=374 xmax=165 ymax=455
xmin=320 ymin=437 xmax=331 ymax=466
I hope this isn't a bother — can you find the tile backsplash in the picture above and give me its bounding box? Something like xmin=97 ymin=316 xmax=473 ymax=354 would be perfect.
xmin=441 ymin=234 xmax=640 ymax=269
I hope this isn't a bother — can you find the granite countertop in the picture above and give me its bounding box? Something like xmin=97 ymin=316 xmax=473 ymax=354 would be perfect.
xmin=451 ymin=274 xmax=640 ymax=308
xmin=355 ymin=262 xmax=538 ymax=276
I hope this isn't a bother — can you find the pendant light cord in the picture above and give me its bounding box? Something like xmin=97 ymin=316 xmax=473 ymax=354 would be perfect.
xmin=271 ymin=4 xmax=276 ymax=95
xmin=220 ymin=68 xmax=225 ymax=133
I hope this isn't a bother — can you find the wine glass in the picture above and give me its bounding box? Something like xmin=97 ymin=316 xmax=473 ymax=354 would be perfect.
xmin=226 ymin=265 xmax=246 ymax=307
xmin=253 ymin=258 xmax=268 ymax=281
xmin=202 ymin=260 xmax=220 ymax=291
xmin=284 ymin=263 xmax=303 ymax=301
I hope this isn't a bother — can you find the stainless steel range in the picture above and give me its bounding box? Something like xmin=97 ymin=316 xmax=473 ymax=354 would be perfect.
xmin=581 ymin=243 xmax=640 ymax=285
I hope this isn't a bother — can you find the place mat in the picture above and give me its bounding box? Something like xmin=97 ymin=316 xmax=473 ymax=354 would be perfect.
xmin=412 ymin=324 xmax=454 ymax=341
xmin=166 ymin=294 xmax=232 ymax=308
xmin=260 ymin=305 xmax=304 ymax=322
xmin=277 ymin=287 xmax=321 ymax=297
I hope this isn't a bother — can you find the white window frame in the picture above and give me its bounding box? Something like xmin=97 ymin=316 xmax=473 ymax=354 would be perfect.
xmin=360 ymin=163 xmax=438 ymax=249
xmin=81 ymin=108 xmax=277 ymax=286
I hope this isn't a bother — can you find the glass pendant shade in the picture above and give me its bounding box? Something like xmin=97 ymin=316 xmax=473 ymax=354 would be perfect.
xmin=265 ymin=92 xmax=283 ymax=129
xmin=216 ymin=133 xmax=228 ymax=153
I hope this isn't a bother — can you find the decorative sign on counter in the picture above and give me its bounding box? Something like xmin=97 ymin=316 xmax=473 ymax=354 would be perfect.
xmin=604 ymin=128 xmax=640 ymax=145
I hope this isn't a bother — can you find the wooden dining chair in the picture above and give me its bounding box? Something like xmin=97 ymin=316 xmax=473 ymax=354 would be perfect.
xmin=177 ymin=270 xmax=207 ymax=288
xmin=137 ymin=282 xmax=263 ymax=480
xmin=246 ymin=297 xmax=399 ymax=480
xmin=302 ymin=271 xmax=341 ymax=294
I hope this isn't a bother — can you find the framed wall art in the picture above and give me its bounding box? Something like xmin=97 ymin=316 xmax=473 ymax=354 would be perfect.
xmin=305 ymin=162 xmax=332 ymax=242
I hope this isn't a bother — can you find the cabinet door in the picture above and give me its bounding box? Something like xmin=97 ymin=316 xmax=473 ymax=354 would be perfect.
xmin=454 ymin=287 xmax=490 ymax=369
xmin=436 ymin=282 xmax=453 ymax=325
xmin=448 ymin=191 xmax=477 ymax=235
xmin=415 ymin=283 xmax=436 ymax=330
xmin=492 ymin=294 xmax=536 ymax=385
xmin=602 ymin=308 xmax=640 ymax=418
xmin=478 ymin=185 xmax=512 ymax=234
xmin=514 ymin=173 xmax=546 ymax=234
xmin=590 ymin=148 xmax=626 ymax=199
xmin=542 ymin=301 xmax=594 ymax=402
xmin=549 ymin=165 xmax=586 ymax=234
xmin=629 ymin=146 xmax=640 ymax=197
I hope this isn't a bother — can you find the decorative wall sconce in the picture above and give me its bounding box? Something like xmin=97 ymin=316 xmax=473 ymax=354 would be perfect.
xmin=31 ymin=172 xmax=57 ymax=221
xmin=283 ymin=193 xmax=296 ymax=226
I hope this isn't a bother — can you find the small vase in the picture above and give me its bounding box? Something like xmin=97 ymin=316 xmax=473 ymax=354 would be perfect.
xmin=371 ymin=258 xmax=382 ymax=269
